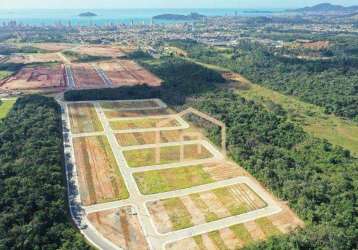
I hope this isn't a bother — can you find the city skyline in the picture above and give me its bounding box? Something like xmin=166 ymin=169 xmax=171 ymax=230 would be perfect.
xmin=1 ymin=0 xmax=358 ymax=9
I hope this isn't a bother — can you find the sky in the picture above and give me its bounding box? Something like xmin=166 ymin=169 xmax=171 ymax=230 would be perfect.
xmin=0 ymin=0 xmax=357 ymax=9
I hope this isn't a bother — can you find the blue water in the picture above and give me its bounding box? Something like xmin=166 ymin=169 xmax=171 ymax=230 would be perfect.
xmin=0 ymin=9 xmax=280 ymax=26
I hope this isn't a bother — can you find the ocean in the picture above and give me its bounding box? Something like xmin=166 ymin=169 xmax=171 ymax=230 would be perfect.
xmin=0 ymin=9 xmax=280 ymax=26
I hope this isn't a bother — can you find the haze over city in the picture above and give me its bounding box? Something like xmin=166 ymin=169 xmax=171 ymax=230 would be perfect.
xmin=1 ymin=0 xmax=358 ymax=9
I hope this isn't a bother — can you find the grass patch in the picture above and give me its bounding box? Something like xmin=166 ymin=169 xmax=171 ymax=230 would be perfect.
xmin=212 ymin=187 xmax=249 ymax=215
xmin=255 ymin=217 xmax=281 ymax=237
xmin=0 ymin=99 xmax=16 ymax=119
xmin=133 ymin=165 xmax=214 ymax=194
xmin=68 ymin=103 xmax=103 ymax=134
xmin=193 ymin=235 xmax=206 ymax=250
xmin=0 ymin=70 xmax=12 ymax=80
xmin=208 ymin=231 xmax=227 ymax=250
xmin=124 ymin=144 xmax=212 ymax=167
xmin=109 ymin=117 xmax=179 ymax=130
xmin=230 ymin=224 xmax=254 ymax=245
xmin=189 ymin=193 xmax=219 ymax=222
xmin=162 ymin=197 xmax=193 ymax=230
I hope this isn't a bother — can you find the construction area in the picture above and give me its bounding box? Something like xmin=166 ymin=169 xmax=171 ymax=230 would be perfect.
xmin=71 ymin=63 xmax=107 ymax=88
xmin=61 ymin=98 xmax=304 ymax=250
xmin=73 ymin=45 xmax=126 ymax=58
xmin=0 ymin=65 xmax=66 ymax=91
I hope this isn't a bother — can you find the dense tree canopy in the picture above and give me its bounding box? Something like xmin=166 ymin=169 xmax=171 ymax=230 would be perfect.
xmin=0 ymin=96 xmax=91 ymax=250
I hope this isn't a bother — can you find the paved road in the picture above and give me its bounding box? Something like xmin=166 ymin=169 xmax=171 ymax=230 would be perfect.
xmin=61 ymin=99 xmax=283 ymax=250
xmin=64 ymin=65 xmax=76 ymax=89
xmin=93 ymin=64 xmax=113 ymax=86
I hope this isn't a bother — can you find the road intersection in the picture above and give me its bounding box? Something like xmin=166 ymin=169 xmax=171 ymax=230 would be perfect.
xmin=61 ymin=99 xmax=283 ymax=250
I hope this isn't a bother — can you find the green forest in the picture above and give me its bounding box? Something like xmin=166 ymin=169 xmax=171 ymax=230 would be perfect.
xmin=0 ymin=96 xmax=91 ymax=249
xmin=169 ymin=39 xmax=358 ymax=122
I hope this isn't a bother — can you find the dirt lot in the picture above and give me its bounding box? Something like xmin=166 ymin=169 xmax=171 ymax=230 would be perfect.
xmin=6 ymin=53 xmax=63 ymax=64
xmin=124 ymin=144 xmax=213 ymax=167
xmin=96 ymin=60 xmax=162 ymax=87
xmin=87 ymin=206 xmax=149 ymax=250
xmin=75 ymin=45 xmax=125 ymax=58
xmin=116 ymin=129 xmax=199 ymax=147
xmin=104 ymin=108 xmax=173 ymax=119
xmin=147 ymin=184 xmax=266 ymax=233
xmin=68 ymin=103 xmax=103 ymax=134
xmin=0 ymin=65 xmax=66 ymax=90
xmin=73 ymin=136 xmax=129 ymax=206
xmin=100 ymin=100 xmax=161 ymax=110
xmin=71 ymin=63 xmax=106 ymax=88
xmin=31 ymin=43 xmax=75 ymax=52
xmin=109 ymin=117 xmax=181 ymax=130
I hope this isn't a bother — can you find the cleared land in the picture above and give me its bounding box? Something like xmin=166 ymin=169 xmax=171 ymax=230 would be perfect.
xmin=73 ymin=136 xmax=129 ymax=206
xmin=71 ymin=63 xmax=106 ymax=88
xmin=87 ymin=206 xmax=149 ymax=250
xmin=116 ymin=129 xmax=199 ymax=147
xmin=104 ymin=108 xmax=173 ymax=119
xmin=96 ymin=60 xmax=162 ymax=86
xmin=31 ymin=43 xmax=75 ymax=52
xmin=123 ymin=144 xmax=213 ymax=167
xmin=6 ymin=53 xmax=62 ymax=64
xmin=75 ymin=45 xmax=125 ymax=58
xmin=68 ymin=103 xmax=103 ymax=134
xmin=0 ymin=99 xmax=16 ymax=119
xmin=147 ymin=184 xmax=267 ymax=233
xmin=0 ymin=65 xmax=66 ymax=90
xmin=110 ymin=117 xmax=181 ymax=130
xmin=134 ymin=162 xmax=247 ymax=194
xmin=100 ymin=100 xmax=161 ymax=110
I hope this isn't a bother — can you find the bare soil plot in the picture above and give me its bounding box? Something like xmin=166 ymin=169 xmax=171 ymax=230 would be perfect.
xmin=87 ymin=206 xmax=149 ymax=250
xmin=109 ymin=117 xmax=181 ymax=130
xmin=124 ymin=144 xmax=213 ymax=168
xmin=96 ymin=60 xmax=162 ymax=87
xmin=73 ymin=136 xmax=129 ymax=206
xmin=147 ymin=184 xmax=266 ymax=233
xmin=133 ymin=162 xmax=246 ymax=194
xmin=166 ymin=207 xmax=302 ymax=250
xmin=6 ymin=53 xmax=62 ymax=64
xmin=31 ymin=43 xmax=75 ymax=52
xmin=0 ymin=65 xmax=66 ymax=90
xmin=100 ymin=100 xmax=161 ymax=110
xmin=104 ymin=108 xmax=173 ymax=119
xmin=68 ymin=103 xmax=103 ymax=134
xmin=116 ymin=129 xmax=199 ymax=147
xmin=75 ymin=45 xmax=125 ymax=58
xmin=71 ymin=63 xmax=106 ymax=88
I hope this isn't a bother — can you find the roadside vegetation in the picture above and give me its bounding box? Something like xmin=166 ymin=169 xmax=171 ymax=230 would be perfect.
xmin=0 ymin=96 xmax=91 ymax=249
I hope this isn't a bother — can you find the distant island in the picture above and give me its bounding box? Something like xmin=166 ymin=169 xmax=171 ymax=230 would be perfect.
xmin=153 ymin=12 xmax=206 ymax=21
xmin=292 ymin=3 xmax=358 ymax=13
xmin=79 ymin=12 xmax=97 ymax=17
xmin=243 ymin=10 xmax=275 ymax=14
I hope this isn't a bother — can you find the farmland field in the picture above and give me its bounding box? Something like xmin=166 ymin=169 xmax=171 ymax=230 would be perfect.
xmin=73 ymin=136 xmax=129 ymax=205
xmin=96 ymin=60 xmax=162 ymax=86
xmin=68 ymin=103 xmax=103 ymax=134
xmin=123 ymin=144 xmax=213 ymax=167
xmin=147 ymin=184 xmax=267 ymax=233
xmin=87 ymin=206 xmax=149 ymax=250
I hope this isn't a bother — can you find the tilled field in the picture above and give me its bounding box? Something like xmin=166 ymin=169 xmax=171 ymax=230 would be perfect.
xmin=96 ymin=60 xmax=162 ymax=86
xmin=71 ymin=63 xmax=106 ymax=88
xmin=73 ymin=136 xmax=129 ymax=205
xmin=147 ymin=184 xmax=267 ymax=233
xmin=0 ymin=65 xmax=66 ymax=90
xmin=68 ymin=103 xmax=103 ymax=134
xmin=87 ymin=206 xmax=149 ymax=250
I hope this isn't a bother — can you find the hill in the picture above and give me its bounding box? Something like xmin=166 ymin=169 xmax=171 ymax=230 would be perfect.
xmin=293 ymin=3 xmax=358 ymax=13
xmin=79 ymin=12 xmax=97 ymax=17
xmin=153 ymin=12 xmax=205 ymax=21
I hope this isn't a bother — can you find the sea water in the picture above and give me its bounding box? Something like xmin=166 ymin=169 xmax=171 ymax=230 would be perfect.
xmin=0 ymin=8 xmax=280 ymax=26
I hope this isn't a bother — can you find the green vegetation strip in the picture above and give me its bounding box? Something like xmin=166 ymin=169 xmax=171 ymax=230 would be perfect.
xmin=162 ymin=198 xmax=193 ymax=230
xmin=0 ymin=99 xmax=16 ymax=119
xmin=133 ymin=165 xmax=214 ymax=194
